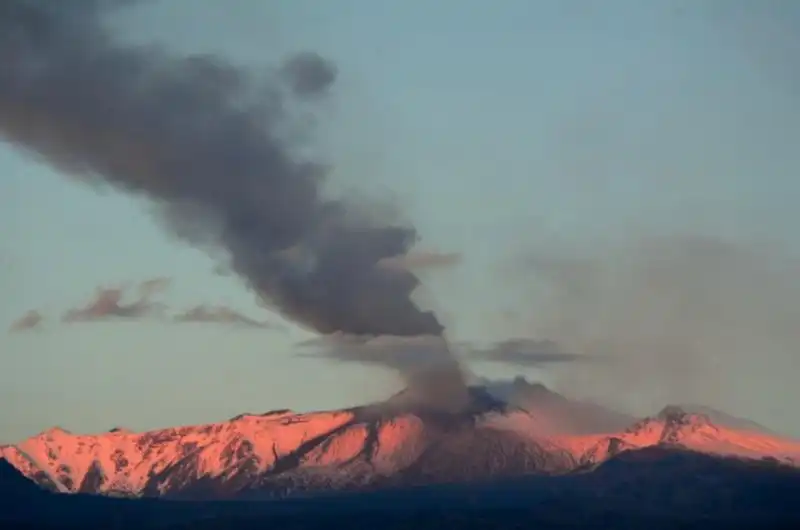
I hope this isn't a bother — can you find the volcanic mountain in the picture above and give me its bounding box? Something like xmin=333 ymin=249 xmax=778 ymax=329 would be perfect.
xmin=2 ymin=380 xmax=799 ymax=500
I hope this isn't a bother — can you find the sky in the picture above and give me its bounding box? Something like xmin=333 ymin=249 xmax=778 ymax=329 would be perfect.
xmin=2 ymin=0 xmax=799 ymax=442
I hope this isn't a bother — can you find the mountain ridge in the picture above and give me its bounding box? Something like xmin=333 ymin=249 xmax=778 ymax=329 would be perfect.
xmin=3 ymin=380 xmax=799 ymax=500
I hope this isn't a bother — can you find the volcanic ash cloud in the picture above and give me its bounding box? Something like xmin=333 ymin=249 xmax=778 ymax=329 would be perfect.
xmin=0 ymin=0 xmax=467 ymax=408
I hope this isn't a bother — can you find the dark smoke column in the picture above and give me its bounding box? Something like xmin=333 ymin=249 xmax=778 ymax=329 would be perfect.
xmin=0 ymin=0 xmax=466 ymax=407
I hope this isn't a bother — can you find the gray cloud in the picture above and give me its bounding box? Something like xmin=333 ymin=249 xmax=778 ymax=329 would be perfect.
xmin=478 ymin=376 xmax=637 ymax=435
xmin=0 ymin=0 xmax=442 ymax=338
xmin=296 ymin=333 xmax=462 ymax=367
xmin=8 ymin=310 xmax=44 ymax=333
xmin=296 ymin=333 xmax=468 ymax=410
xmin=0 ymin=0 xmax=466 ymax=407
xmin=173 ymin=304 xmax=282 ymax=330
xmin=466 ymin=338 xmax=596 ymax=366
xmin=377 ymin=250 xmax=462 ymax=272
xmin=297 ymin=333 xmax=591 ymax=376
xmin=280 ymin=51 xmax=338 ymax=98
xmin=62 ymin=277 xmax=170 ymax=323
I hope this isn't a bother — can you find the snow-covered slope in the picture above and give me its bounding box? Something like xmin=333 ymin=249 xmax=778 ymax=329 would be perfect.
xmin=563 ymin=406 xmax=800 ymax=467
xmin=2 ymin=409 xmax=363 ymax=497
xmin=3 ymin=385 xmax=799 ymax=500
xmin=0 ymin=387 xmax=570 ymax=498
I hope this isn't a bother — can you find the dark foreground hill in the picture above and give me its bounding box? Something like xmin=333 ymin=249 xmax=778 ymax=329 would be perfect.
xmin=2 ymin=446 xmax=800 ymax=530
xmin=4 ymin=382 xmax=800 ymax=528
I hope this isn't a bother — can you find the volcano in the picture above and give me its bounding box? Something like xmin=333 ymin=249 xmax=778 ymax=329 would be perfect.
xmin=2 ymin=380 xmax=799 ymax=501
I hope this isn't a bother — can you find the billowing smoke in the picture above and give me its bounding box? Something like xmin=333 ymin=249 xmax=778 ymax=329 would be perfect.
xmin=296 ymin=333 xmax=468 ymax=410
xmin=0 ymin=1 xmax=466 ymax=406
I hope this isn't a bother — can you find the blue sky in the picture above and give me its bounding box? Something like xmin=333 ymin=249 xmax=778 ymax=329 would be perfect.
xmin=2 ymin=1 xmax=799 ymax=442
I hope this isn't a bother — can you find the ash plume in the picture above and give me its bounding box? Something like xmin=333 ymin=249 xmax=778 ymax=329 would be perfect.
xmin=8 ymin=309 xmax=43 ymax=333
xmin=62 ymin=278 xmax=169 ymax=323
xmin=173 ymin=304 xmax=281 ymax=330
xmin=296 ymin=333 xmax=468 ymax=411
xmin=507 ymin=234 xmax=800 ymax=422
xmin=0 ymin=1 xmax=466 ymax=406
xmin=297 ymin=333 xmax=466 ymax=368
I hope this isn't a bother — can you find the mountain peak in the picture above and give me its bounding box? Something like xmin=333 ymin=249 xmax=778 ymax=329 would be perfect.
xmin=5 ymin=387 xmax=799 ymax=501
xmin=37 ymin=426 xmax=72 ymax=438
xmin=622 ymin=406 xmax=715 ymax=443
xmin=479 ymin=376 xmax=564 ymax=402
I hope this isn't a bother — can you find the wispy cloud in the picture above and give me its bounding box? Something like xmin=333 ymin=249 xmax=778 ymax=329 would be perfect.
xmin=465 ymin=338 xmax=595 ymax=366
xmin=296 ymin=333 xmax=461 ymax=368
xmin=173 ymin=305 xmax=281 ymax=330
xmin=62 ymin=277 xmax=171 ymax=323
xmin=296 ymin=333 xmax=589 ymax=370
xmin=8 ymin=310 xmax=44 ymax=333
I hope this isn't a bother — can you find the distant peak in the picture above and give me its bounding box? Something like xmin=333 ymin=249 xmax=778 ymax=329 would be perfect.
xmin=478 ymin=376 xmax=567 ymax=408
xmin=624 ymin=406 xmax=717 ymax=441
xmin=39 ymin=426 xmax=71 ymax=437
